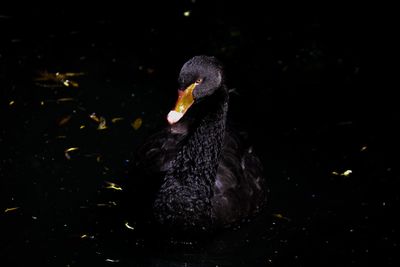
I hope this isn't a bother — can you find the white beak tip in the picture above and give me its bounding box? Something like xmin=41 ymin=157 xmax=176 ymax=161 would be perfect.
xmin=167 ymin=110 xmax=184 ymax=124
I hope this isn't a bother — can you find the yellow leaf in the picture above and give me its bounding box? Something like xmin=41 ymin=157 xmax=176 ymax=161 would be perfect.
xmin=104 ymin=181 xmax=123 ymax=191
xmin=131 ymin=118 xmax=142 ymax=130
xmin=64 ymin=147 xmax=79 ymax=160
xmin=97 ymin=117 xmax=107 ymax=130
xmin=4 ymin=207 xmax=19 ymax=213
xmin=111 ymin=117 xmax=124 ymax=123
xmin=58 ymin=115 xmax=72 ymax=126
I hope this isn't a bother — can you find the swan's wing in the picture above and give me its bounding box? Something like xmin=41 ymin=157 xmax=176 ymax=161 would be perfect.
xmin=213 ymin=129 xmax=266 ymax=224
xmin=240 ymin=142 xmax=266 ymax=212
xmin=134 ymin=121 xmax=191 ymax=174
xmin=124 ymin=121 xmax=191 ymax=221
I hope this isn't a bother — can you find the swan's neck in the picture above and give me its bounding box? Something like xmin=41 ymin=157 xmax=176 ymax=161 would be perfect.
xmin=179 ymin=99 xmax=227 ymax=179
xmin=154 ymin=89 xmax=228 ymax=229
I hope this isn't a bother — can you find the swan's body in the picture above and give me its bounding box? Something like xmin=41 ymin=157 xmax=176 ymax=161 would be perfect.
xmin=132 ymin=56 xmax=266 ymax=232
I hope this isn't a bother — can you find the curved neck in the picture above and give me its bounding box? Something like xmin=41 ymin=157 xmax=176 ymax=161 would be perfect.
xmin=154 ymin=88 xmax=228 ymax=229
xmin=170 ymin=88 xmax=228 ymax=185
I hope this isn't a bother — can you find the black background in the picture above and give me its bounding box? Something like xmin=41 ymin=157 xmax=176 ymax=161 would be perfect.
xmin=1 ymin=2 xmax=398 ymax=266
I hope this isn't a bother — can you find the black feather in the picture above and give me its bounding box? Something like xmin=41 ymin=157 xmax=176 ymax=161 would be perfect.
xmin=127 ymin=56 xmax=266 ymax=233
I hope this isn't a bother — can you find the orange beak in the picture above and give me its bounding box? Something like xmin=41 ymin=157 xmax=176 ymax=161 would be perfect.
xmin=167 ymin=83 xmax=196 ymax=124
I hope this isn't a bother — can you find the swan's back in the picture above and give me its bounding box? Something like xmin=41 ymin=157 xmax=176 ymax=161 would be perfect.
xmin=212 ymin=129 xmax=266 ymax=226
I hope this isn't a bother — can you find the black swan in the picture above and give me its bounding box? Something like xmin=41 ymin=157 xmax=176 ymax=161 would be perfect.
xmin=130 ymin=55 xmax=266 ymax=233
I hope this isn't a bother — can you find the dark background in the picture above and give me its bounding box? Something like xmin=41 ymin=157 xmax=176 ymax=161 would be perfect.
xmin=1 ymin=2 xmax=398 ymax=266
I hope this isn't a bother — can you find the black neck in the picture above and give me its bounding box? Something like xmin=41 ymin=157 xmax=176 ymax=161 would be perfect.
xmin=153 ymin=87 xmax=228 ymax=229
xmin=175 ymin=88 xmax=228 ymax=183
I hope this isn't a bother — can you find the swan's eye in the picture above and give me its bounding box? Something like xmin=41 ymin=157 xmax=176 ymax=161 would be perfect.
xmin=194 ymin=78 xmax=203 ymax=85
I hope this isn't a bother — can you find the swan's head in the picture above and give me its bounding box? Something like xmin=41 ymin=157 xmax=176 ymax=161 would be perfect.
xmin=167 ymin=55 xmax=224 ymax=124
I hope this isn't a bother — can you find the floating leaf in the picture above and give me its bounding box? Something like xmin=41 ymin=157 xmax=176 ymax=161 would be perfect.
xmin=58 ymin=115 xmax=72 ymax=126
xmin=80 ymin=234 xmax=94 ymax=239
xmin=131 ymin=118 xmax=142 ymax=130
xmin=65 ymin=147 xmax=79 ymax=159
xmin=4 ymin=207 xmax=19 ymax=213
xmin=56 ymin=98 xmax=75 ymax=103
xmin=34 ymin=71 xmax=84 ymax=88
xmin=105 ymin=259 xmax=120 ymax=263
xmin=331 ymin=169 xmax=353 ymax=177
xmin=111 ymin=117 xmax=124 ymax=123
xmin=104 ymin=181 xmax=123 ymax=191
xmin=89 ymin=113 xmax=108 ymax=130
xmin=65 ymin=147 xmax=79 ymax=153
xmin=342 ymin=170 xmax=352 ymax=177
xmin=96 ymin=201 xmax=117 ymax=207
xmin=62 ymin=79 xmax=79 ymax=87
xmin=124 ymin=221 xmax=135 ymax=230
xmin=89 ymin=113 xmax=100 ymax=123
xmin=272 ymin=213 xmax=291 ymax=221
xmin=97 ymin=117 xmax=107 ymax=130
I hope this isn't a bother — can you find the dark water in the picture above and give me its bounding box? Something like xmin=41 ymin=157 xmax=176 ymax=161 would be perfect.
xmin=1 ymin=3 xmax=398 ymax=266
